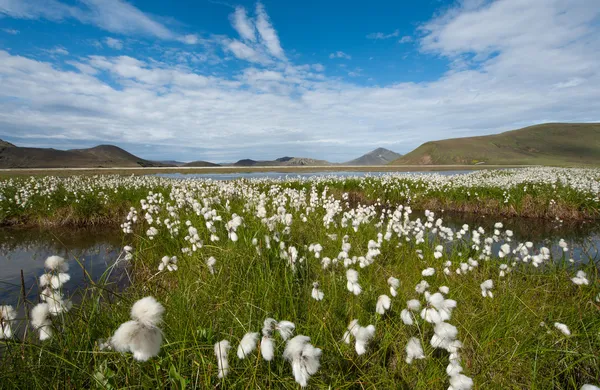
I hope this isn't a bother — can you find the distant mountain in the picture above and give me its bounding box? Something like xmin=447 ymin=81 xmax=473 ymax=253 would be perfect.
xmin=391 ymin=123 xmax=600 ymax=166
xmin=0 ymin=140 xmax=16 ymax=148
xmin=157 ymin=160 xmax=186 ymax=166
xmin=183 ymin=160 xmax=221 ymax=167
xmin=232 ymin=157 xmax=331 ymax=167
xmin=345 ymin=148 xmax=402 ymax=165
xmin=0 ymin=142 xmax=171 ymax=168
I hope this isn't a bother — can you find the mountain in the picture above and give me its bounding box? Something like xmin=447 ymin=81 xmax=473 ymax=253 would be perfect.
xmin=232 ymin=157 xmax=331 ymax=167
xmin=183 ymin=160 xmax=221 ymax=167
xmin=157 ymin=160 xmax=186 ymax=166
xmin=345 ymin=148 xmax=402 ymax=165
xmin=0 ymin=142 xmax=171 ymax=168
xmin=391 ymin=123 xmax=600 ymax=166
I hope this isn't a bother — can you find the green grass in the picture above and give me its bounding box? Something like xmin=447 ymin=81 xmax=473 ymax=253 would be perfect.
xmin=1 ymin=176 xmax=599 ymax=389
xmin=392 ymin=123 xmax=600 ymax=166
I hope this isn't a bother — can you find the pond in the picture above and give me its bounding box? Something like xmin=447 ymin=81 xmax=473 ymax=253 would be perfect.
xmin=0 ymin=226 xmax=124 ymax=304
xmin=1 ymin=212 xmax=598 ymax=306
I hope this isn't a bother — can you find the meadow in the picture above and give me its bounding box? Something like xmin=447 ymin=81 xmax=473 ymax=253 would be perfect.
xmin=0 ymin=167 xmax=599 ymax=389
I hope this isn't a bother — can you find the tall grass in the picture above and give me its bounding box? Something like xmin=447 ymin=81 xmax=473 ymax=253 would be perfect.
xmin=1 ymin=180 xmax=599 ymax=389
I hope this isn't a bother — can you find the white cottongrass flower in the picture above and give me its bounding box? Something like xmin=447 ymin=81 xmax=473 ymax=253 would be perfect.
xmin=449 ymin=374 xmax=474 ymax=390
xmin=400 ymin=309 xmax=415 ymax=325
xmin=405 ymin=337 xmax=425 ymax=364
xmin=376 ymin=295 xmax=391 ymax=315
xmin=39 ymin=256 xmax=71 ymax=289
xmin=354 ymin=324 xmax=376 ymax=355
xmin=110 ymin=296 xmax=164 ymax=361
xmin=237 ymin=332 xmax=260 ymax=359
xmin=214 ymin=340 xmax=231 ymax=378
xmin=415 ymin=280 xmax=430 ymax=294
xmin=31 ymin=303 xmax=52 ymax=341
xmin=559 ymin=239 xmax=569 ymax=252
xmin=581 ymin=385 xmax=600 ymax=390
xmin=311 ymin=282 xmax=324 ymax=301
xmin=158 ymin=256 xmax=178 ymax=272
xmin=206 ymin=256 xmax=216 ymax=274
xmin=387 ymin=276 xmax=400 ymax=297
xmin=422 ymin=267 xmax=435 ymax=277
xmin=0 ymin=305 xmax=16 ymax=339
xmin=342 ymin=319 xmax=359 ymax=344
xmin=283 ymin=335 xmax=322 ymax=388
xmin=45 ymin=255 xmax=69 ymax=272
xmin=498 ymin=244 xmax=511 ymax=258
xmin=425 ymin=292 xmax=457 ymax=322
xmin=346 ymin=269 xmax=362 ymax=295
xmin=260 ymin=336 xmax=275 ymax=361
xmin=480 ymin=279 xmax=494 ymax=298
xmin=276 ymin=320 xmax=296 ymax=340
xmin=554 ymin=322 xmax=571 ymax=336
xmin=571 ymin=270 xmax=589 ymax=285
xmin=430 ymin=322 xmax=458 ymax=351
xmin=262 ymin=317 xmax=296 ymax=341
xmin=439 ymin=286 xmax=450 ymax=295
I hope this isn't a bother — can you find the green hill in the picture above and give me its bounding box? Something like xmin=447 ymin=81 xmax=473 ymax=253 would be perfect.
xmin=391 ymin=123 xmax=600 ymax=166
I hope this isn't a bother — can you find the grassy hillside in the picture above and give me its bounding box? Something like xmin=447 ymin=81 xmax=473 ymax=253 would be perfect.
xmin=392 ymin=123 xmax=600 ymax=166
xmin=0 ymin=142 xmax=169 ymax=168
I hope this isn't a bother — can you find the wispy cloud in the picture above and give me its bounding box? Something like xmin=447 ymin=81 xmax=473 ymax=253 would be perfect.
xmin=399 ymin=36 xmax=412 ymax=43
xmin=104 ymin=37 xmax=123 ymax=50
xmin=223 ymin=3 xmax=285 ymax=64
xmin=44 ymin=46 xmax=69 ymax=55
xmin=0 ymin=0 xmax=195 ymax=43
xmin=1 ymin=28 xmax=19 ymax=35
xmin=230 ymin=6 xmax=256 ymax=42
xmin=329 ymin=51 xmax=351 ymax=60
xmin=366 ymin=29 xmax=399 ymax=40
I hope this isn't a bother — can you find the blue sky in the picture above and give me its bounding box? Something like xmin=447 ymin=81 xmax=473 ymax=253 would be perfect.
xmin=1 ymin=0 xmax=599 ymax=162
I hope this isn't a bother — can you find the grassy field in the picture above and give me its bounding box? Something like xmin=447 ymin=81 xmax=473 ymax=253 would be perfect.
xmin=393 ymin=123 xmax=600 ymax=166
xmin=0 ymin=168 xmax=599 ymax=389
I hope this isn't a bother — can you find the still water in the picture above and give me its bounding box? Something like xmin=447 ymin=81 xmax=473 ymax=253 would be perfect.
xmin=0 ymin=227 xmax=123 ymax=303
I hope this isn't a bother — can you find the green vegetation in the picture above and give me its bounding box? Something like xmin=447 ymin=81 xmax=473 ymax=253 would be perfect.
xmin=392 ymin=123 xmax=600 ymax=166
xmin=0 ymin=169 xmax=599 ymax=389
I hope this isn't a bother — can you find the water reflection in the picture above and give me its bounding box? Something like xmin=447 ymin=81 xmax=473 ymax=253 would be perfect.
xmin=0 ymin=227 xmax=122 ymax=303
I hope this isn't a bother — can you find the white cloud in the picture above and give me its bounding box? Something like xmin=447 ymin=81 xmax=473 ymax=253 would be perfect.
xmin=222 ymin=3 xmax=285 ymax=65
xmin=0 ymin=0 xmax=197 ymax=43
xmin=255 ymin=2 xmax=285 ymax=60
xmin=104 ymin=37 xmax=123 ymax=50
xmin=329 ymin=51 xmax=351 ymax=60
xmin=178 ymin=34 xmax=200 ymax=45
xmin=312 ymin=63 xmax=325 ymax=72
xmin=1 ymin=28 xmax=19 ymax=34
xmin=399 ymin=36 xmax=412 ymax=43
xmin=0 ymin=0 xmax=599 ymax=162
xmin=44 ymin=46 xmax=69 ymax=55
xmin=367 ymin=29 xmax=399 ymax=40
xmin=230 ymin=6 xmax=256 ymax=42
xmin=225 ymin=39 xmax=272 ymax=65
